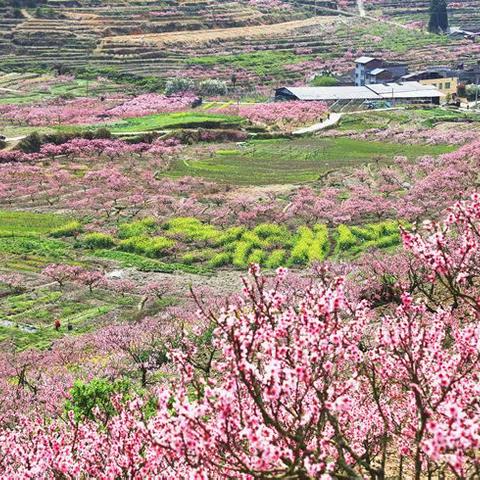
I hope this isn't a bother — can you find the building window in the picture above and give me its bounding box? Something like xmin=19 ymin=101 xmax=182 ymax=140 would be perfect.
xmin=445 ymin=82 xmax=451 ymax=89
xmin=439 ymin=83 xmax=443 ymax=89
xmin=432 ymin=83 xmax=437 ymax=88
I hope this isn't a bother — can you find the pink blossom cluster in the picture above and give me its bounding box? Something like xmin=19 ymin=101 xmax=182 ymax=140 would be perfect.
xmin=41 ymin=265 xmax=168 ymax=297
xmin=357 ymin=126 xmax=480 ymax=145
xmin=0 ymin=94 xmax=196 ymax=126
xmin=0 ymin=150 xmax=41 ymax=164
xmin=105 ymin=94 xmax=198 ymax=118
xmin=0 ymin=97 xmax=121 ymax=126
xmin=42 ymin=264 xmax=107 ymax=292
xmin=210 ymin=101 xmax=328 ymax=127
xmin=39 ymin=137 xmax=181 ymax=160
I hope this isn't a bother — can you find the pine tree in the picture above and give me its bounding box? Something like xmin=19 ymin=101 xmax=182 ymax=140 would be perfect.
xmin=429 ymin=0 xmax=449 ymax=34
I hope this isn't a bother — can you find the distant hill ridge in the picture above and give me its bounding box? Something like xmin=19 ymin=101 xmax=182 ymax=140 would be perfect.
xmin=0 ymin=0 xmax=478 ymax=87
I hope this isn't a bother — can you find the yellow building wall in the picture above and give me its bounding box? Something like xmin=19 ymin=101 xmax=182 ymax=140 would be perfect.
xmin=419 ymin=77 xmax=458 ymax=97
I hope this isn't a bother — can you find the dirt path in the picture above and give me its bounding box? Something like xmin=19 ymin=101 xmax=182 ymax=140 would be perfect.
xmin=105 ymin=267 xmax=245 ymax=300
xmin=20 ymin=8 xmax=34 ymax=20
xmin=357 ymin=0 xmax=366 ymax=17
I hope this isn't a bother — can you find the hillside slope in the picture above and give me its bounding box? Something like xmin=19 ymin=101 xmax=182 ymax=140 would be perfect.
xmin=0 ymin=0 xmax=478 ymax=87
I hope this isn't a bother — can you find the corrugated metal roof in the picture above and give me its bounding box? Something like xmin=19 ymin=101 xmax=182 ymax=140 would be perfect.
xmin=355 ymin=56 xmax=377 ymax=64
xmin=368 ymin=82 xmax=444 ymax=98
xmin=379 ymin=89 xmax=444 ymax=99
xmin=277 ymin=82 xmax=444 ymax=101
xmin=402 ymin=71 xmax=427 ymax=80
xmin=280 ymin=86 xmax=379 ymax=100
xmin=369 ymin=68 xmax=387 ymax=76
xmin=367 ymin=81 xmax=430 ymax=93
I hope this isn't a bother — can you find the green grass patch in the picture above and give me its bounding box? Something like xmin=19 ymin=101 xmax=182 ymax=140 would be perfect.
xmin=0 ymin=237 xmax=70 ymax=258
xmin=166 ymin=137 xmax=454 ymax=185
xmin=105 ymin=112 xmax=244 ymax=133
xmin=93 ymin=250 xmax=210 ymax=275
xmin=0 ymin=210 xmax=72 ymax=237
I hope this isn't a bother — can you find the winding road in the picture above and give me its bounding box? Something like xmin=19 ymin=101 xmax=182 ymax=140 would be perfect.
xmin=293 ymin=113 xmax=342 ymax=135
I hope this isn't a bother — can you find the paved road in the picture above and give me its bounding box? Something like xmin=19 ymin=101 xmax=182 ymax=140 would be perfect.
xmin=293 ymin=113 xmax=342 ymax=135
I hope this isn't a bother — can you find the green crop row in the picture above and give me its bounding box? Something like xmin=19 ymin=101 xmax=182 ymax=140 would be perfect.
xmin=80 ymin=218 xmax=405 ymax=271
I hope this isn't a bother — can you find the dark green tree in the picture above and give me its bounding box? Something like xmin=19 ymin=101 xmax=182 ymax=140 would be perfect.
xmin=428 ymin=0 xmax=449 ymax=34
xmin=64 ymin=378 xmax=134 ymax=424
xmin=18 ymin=132 xmax=42 ymax=153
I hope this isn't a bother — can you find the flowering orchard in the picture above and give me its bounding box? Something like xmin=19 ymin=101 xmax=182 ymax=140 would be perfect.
xmin=210 ymin=101 xmax=329 ymax=128
xmin=1 ymin=197 xmax=480 ymax=477
xmin=0 ymin=94 xmax=198 ymax=126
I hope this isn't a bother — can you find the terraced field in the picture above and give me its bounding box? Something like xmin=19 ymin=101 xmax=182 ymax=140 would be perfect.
xmin=0 ymin=0 xmax=478 ymax=89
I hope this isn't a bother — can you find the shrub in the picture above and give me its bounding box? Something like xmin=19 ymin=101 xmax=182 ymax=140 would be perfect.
xmin=181 ymin=249 xmax=214 ymax=264
xmin=119 ymin=236 xmax=174 ymax=258
xmin=252 ymin=223 xmax=291 ymax=247
xmin=253 ymin=223 xmax=285 ymax=239
xmin=163 ymin=218 xmax=219 ymax=244
xmin=311 ymin=75 xmax=339 ymax=87
xmin=240 ymin=231 xmax=265 ymax=249
xmin=369 ymin=220 xmax=399 ymax=238
xmin=350 ymin=225 xmax=377 ymax=241
xmin=356 ymin=233 xmax=401 ymax=254
xmin=247 ymin=249 xmax=266 ymax=265
xmin=165 ymin=78 xmax=194 ymax=96
xmin=92 ymin=127 xmax=112 ymax=139
xmin=82 ymin=232 xmax=116 ymax=249
xmin=208 ymin=252 xmax=231 ymax=268
xmin=334 ymin=225 xmax=358 ymax=254
xmin=198 ymin=79 xmax=228 ymax=97
xmin=289 ymin=227 xmax=314 ymax=265
xmin=50 ymin=221 xmax=82 ymax=238
xmin=215 ymin=226 xmax=245 ymax=246
xmin=42 ymin=131 xmax=77 ymax=145
xmin=265 ymin=249 xmax=287 ymax=269
xmin=232 ymin=241 xmax=253 ymax=268
xmin=118 ymin=218 xmax=157 ymax=239
xmin=64 ymin=378 xmax=134 ymax=423
xmin=308 ymin=224 xmax=329 ymax=262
